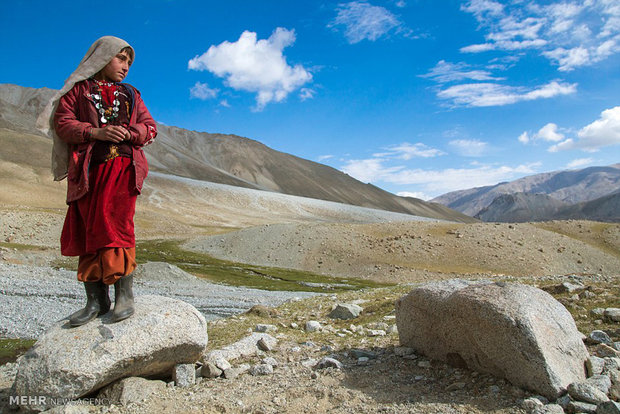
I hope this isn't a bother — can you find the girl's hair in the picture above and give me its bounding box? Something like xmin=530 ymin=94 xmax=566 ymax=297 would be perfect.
xmin=120 ymin=46 xmax=134 ymax=65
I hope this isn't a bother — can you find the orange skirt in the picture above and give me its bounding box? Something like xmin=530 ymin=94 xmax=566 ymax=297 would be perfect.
xmin=77 ymin=247 xmax=136 ymax=284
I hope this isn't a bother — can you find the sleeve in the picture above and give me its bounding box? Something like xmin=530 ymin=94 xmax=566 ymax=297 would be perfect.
xmin=128 ymin=90 xmax=157 ymax=147
xmin=53 ymin=85 xmax=92 ymax=144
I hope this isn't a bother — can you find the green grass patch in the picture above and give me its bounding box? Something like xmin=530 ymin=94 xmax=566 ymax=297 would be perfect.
xmin=0 ymin=338 xmax=36 ymax=365
xmin=136 ymin=239 xmax=390 ymax=293
xmin=0 ymin=242 xmax=50 ymax=251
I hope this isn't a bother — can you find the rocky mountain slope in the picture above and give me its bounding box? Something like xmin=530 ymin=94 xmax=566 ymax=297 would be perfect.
xmin=475 ymin=192 xmax=620 ymax=223
xmin=0 ymin=83 xmax=473 ymax=223
xmin=432 ymin=164 xmax=620 ymax=217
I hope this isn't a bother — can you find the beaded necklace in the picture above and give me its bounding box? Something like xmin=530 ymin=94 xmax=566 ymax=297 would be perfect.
xmin=91 ymin=79 xmax=120 ymax=124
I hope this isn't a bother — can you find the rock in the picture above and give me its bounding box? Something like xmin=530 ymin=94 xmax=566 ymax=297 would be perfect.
xmin=201 ymin=362 xmax=223 ymax=378
xmin=566 ymin=400 xmax=597 ymax=413
xmin=314 ymin=357 xmax=343 ymax=370
xmin=588 ymin=330 xmax=613 ymax=345
xmin=522 ymin=396 xmax=544 ymax=411
xmin=257 ymin=337 xmax=275 ymax=352
xmin=597 ymin=344 xmax=620 ymax=358
xmin=531 ymin=404 xmax=565 ymax=414
xmin=418 ymin=360 xmax=432 ymax=368
xmin=255 ymin=324 xmax=277 ymax=333
xmin=605 ymin=309 xmax=620 ymax=323
xmin=604 ymin=357 xmax=620 ymax=373
xmin=567 ymin=381 xmax=609 ymax=404
xmin=597 ymin=401 xmax=620 ymax=414
xmin=446 ymin=382 xmax=466 ymax=391
xmin=586 ymin=374 xmax=612 ymax=395
xmin=555 ymin=394 xmax=571 ymax=409
xmin=587 ymin=356 xmax=606 ymax=377
xmin=245 ymin=305 xmax=278 ymax=317
xmin=305 ymin=321 xmax=322 ymax=332
xmin=223 ymin=364 xmax=250 ymax=380
xmin=12 ymin=295 xmax=208 ymax=411
xmin=368 ymin=329 xmax=386 ymax=337
xmin=98 ymin=377 xmax=166 ymax=406
xmin=250 ymin=364 xmax=274 ymax=376
xmin=204 ymin=333 xmax=277 ymax=365
xmin=262 ymin=357 xmax=278 ymax=367
xmin=591 ymin=308 xmax=606 ymax=318
xmin=543 ymin=282 xmax=583 ymax=294
xmin=395 ymin=280 xmax=588 ymax=399
xmin=173 ymin=363 xmax=196 ymax=387
xmin=329 ymin=303 xmax=363 ymax=320
xmin=394 ymin=346 xmax=415 ymax=357
xmin=351 ymin=349 xmax=377 ymax=359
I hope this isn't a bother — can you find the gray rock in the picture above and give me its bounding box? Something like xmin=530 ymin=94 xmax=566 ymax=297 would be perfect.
xmin=586 ymin=374 xmax=611 ymax=395
xmin=555 ymin=394 xmax=571 ymax=409
xmin=604 ymin=357 xmax=620 ymax=373
xmin=351 ymin=349 xmax=377 ymax=359
xmin=257 ymin=337 xmax=275 ymax=352
xmin=98 ymin=377 xmax=166 ymax=406
xmin=522 ymin=396 xmax=544 ymax=411
xmin=597 ymin=401 xmax=620 ymax=414
xmin=255 ymin=324 xmax=277 ymax=333
xmin=315 ymin=357 xmax=343 ymax=370
xmin=395 ymin=280 xmax=588 ymax=399
xmin=305 ymin=321 xmax=322 ymax=332
xmin=605 ymin=308 xmax=620 ymax=323
xmin=38 ymin=404 xmax=92 ymax=413
xmin=532 ymin=404 xmax=565 ymax=414
xmin=173 ymin=363 xmax=196 ymax=388
xmin=608 ymin=370 xmax=620 ymax=400
xmin=204 ymin=333 xmax=277 ymax=365
xmin=394 ymin=346 xmax=415 ymax=357
xmin=597 ymin=344 xmax=620 ymax=358
xmin=12 ymin=295 xmax=208 ymax=411
xmin=223 ymin=364 xmax=250 ymax=380
xmin=262 ymin=357 xmax=278 ymax=367
xmin=250 ymin=364 xmax=274 ymax=376
xmin=567 ymin=381 xmax=609 ymax=404
xmin=566 ymin=400 xmax=597 ymax=413
xmin=591 ymin=308 xmax=606 ymax=318
xmin=329 ymin=303 xmax=363 ymax=320
xmin=589 ymin=330 xmax=613 ymax=345
xmin=587 ymin=356 xmax=606 ymax=377
xmin=201 ymin=362 xmax=223 ymax=378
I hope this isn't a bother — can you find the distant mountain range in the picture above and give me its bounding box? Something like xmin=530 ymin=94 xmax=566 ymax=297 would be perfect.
xmin=0 ymin=83 xmax=473 ymax=223
xmin=432 ymin=164 xmax=620 ymax=222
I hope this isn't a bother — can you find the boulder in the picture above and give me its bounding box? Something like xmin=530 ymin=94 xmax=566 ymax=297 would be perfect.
xmin=203 ymin=333 xmax=277 ymax=365
xmin=12 ymin=295 xmax=208 ymax=411
xmin=329 ymin=304 xmax=363 ymax=320
xmin=395 ymin=280 xmax=588 ymax=399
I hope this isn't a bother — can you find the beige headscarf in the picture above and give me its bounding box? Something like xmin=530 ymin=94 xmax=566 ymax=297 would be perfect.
xmin=36 ymin=36 xmax=134 ymax=181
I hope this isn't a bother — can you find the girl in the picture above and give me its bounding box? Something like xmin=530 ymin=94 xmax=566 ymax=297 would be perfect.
xmin=38 ymin=36 xmax=157 ymax=326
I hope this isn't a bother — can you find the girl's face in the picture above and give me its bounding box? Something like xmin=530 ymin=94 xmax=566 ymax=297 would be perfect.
xmin=98 ymin=51 xmax=132 ymax=82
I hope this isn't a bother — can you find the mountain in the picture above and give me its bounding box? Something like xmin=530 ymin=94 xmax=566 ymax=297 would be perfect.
xmin=432 ymin=164 xmax=620 ymax=217
xmin=0 ymin=83 xmax=474 ymax=223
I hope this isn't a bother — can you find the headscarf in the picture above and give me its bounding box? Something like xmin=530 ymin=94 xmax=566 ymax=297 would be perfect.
xmin=36 ymin=36 xmax=134 ymax=181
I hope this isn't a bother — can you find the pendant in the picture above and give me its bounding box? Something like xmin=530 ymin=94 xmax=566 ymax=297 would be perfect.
xmin=101 ymin=116 xmax=107 ymax=123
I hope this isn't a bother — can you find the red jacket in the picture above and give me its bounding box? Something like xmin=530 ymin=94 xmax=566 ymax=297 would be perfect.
xmin=54 ymin=80 xmax=157 ymax=203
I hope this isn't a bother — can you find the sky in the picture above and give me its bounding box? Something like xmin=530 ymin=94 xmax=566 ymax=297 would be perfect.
xmin=2 ymin=0 xmax=620 ymax=200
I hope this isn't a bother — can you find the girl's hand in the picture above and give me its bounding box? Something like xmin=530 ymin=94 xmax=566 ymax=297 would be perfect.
xmin=91 ymin=126 xmax=131 ymax=143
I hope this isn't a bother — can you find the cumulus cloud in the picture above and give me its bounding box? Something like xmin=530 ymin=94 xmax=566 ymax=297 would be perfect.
xmin=421 ymin=60 xmax=503 ymax=83
xmin=535 ymin=123 xmax=565 ymax=142
xmin=566 ymin=158 xmax=594 ymax=169
xmin=397 ymin=191 xmax=431 ymax=201
xmin=330 ymin=1 xmax=402 ymax=43
xmin=437 ymin=80 xmax=576 ymax=107
xmin=550 ymin=106 xmax=620 ymax=152
xmin=189 ymin=82 xmax=218 ymax=100
xmin=449 ymin=139 xmax=489 ymax=157
xmin=460 ymin=0 xmax=620 ymax=71
xmin=188 ymin=28 xmax=312 ymax=110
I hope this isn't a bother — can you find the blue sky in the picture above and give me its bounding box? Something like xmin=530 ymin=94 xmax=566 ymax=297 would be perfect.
xmin=2 ymin=0 xmax=619 ymax=199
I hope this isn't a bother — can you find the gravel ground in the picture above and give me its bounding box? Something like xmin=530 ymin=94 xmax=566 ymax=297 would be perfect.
xmin=0 ymin=262 xmax=318 ymax=339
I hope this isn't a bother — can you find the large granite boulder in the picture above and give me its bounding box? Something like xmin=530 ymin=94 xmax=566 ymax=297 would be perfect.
xmin=395 ymin=280 xmax=588 ymax=399
xmin=12 ymin=295 xmax=208 ymax=411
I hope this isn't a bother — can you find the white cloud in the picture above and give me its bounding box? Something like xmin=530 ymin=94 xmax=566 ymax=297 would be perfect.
xmin=551 ymin=106 xmax=620 ymax=152
xmin=437 ymin=80 xmax=577 ymax=107
xmin=421 ymin=60 xmax=503 ymax=83
xmin=317 ymin=154 xmax=334 ymax=162
xmin=299 ymin=88 xmax=316 ymax=101
xmin=330 ymin=1 xmax=402 ymax=44
xmin=219 ymin=99 xmax=231 ymax=108
xmin=460 ymin=0 xmax=620 ymax=71
xmin=373 ymin=142 xmax=445 ymax=159
xmin=340 ymin=157 xmax=541 ymax=195
xmin=535 ymin=123 xmax=565 ymax=142
xmin=188 ymin=28 xmax=312 ymax=110
xmin=518 ymin=131 xmax=530 ymax=144
xmin=449 ymin=139 xmax=489 ymax=157
xmin=189 ymin=82 xmax=218 ymax=100
xmin=395 ymin=1 xmax=406 ymax=8
xmin=397 ymin=191 xmax=431 ymax=201
xmin=566 ymin=158 xmax=594 ymax=169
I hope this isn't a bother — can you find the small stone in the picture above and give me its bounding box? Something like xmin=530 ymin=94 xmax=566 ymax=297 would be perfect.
xmin=257 ymin=338 xmax=274 ymax=352
xmin=394 ymin=347 xmax=414 ymax=357
xmin=567 ymin=381 xmax=609 ymax=404
xmin=357 ymin=357 xmax=369 ymax=365
xmin=305 ymin=321 xmax=322 ymax=332
xmin=521 ymin=397 xmax=543 ymax=411
xmin=605 ymin=308 xmax=620 ymax=323
xmin=350 ymin=349 xmax=377 ymax=359
xmin=387 ymin=325 xmax=398 ymax=334
xmin=250 ymin=364 xmax=274 ymax=376
xmin=596 ymin=401 xmax=620 ymax=414
xmin=531 ymin=403 xmax=564 ymax=414
xmin=604 ymin=357 xmax=620 ymax=372
xmin=591 ymin=308 xmax=606 ymax=317
xmin=555 ymin=394 xmax=571 ymax=409
xmin=262 ymin=357 xmax=278 ymax=367
xmin=201 ymin=362 xmax=223 ymax=379
xmin=586 ymin=374 xmax=611 ymax=395
xmin=414 ymin=375 xmax=425 ymax=381
xmin=488 ymin=385 xmax=501 ymax=393
xmin=566 ymin=400 xmax=596 ymax=413
xmin=368 ymin=329 xmax=386 ymax=337
xmin=315 ymin=357 xmax=343 ymax=370
xmin=211 ymin=356 xmax=231 ymax=371
xmin=173 ymin=363 xmax=196 ymax=388
xmin=446 ymin=382 xmax=466 ymax=391
xmin=597 ymin=344 xmax=620 ymax=358
xmin=588 ymin=330 xmax=613 ymax=345
xmin=290 ymin=322 xmax=299 ymax=329
xmin=301 ymin=358 xmax=318 ymax=368
xmin=418 ymin=360 xmax=432 ymax=368
xmin=586 ymin=356 xmax=606 ymax=376
xmin=255 ymin=324 xmax=277 ymax=333
xmin=329 ymin=303 xmax=363 ymax=320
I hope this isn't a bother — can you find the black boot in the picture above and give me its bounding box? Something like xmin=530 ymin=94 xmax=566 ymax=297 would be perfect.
xmin=111 ymin=274 xmax=134 ymax=323
xmin=70 ymin=282 xmax=108 ymax=327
